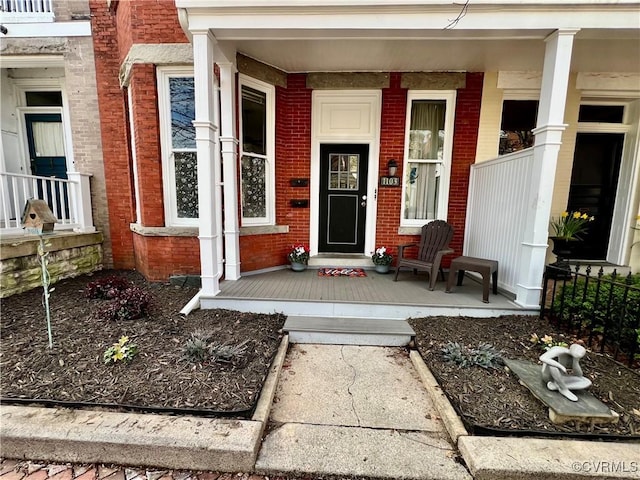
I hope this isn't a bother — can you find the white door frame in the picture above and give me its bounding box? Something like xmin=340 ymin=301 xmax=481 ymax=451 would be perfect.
xmin=575 ymin=99 xmax=640 ymax=266
xmin=310 ymin=90 xmax=382 ymax=257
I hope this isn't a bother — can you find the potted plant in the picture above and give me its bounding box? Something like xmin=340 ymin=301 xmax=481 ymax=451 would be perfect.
xmin=371 ymin=246 xmax=393 ymax=274
xmin=288 ymin=244 xmax=310 ymax=271
xmin=548 ymin=211 xmax=595 ymax=270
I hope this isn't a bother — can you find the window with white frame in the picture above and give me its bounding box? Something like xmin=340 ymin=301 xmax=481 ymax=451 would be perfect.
xmin=239 ymin=75 xmax=275 ymax=226
xmin=157 ymin=67 xmax=198 ymax=226
xmin=499 ymin=99 xmax=538 ymax=155
xmin=401 ymin=91 xmax=456 ymax=225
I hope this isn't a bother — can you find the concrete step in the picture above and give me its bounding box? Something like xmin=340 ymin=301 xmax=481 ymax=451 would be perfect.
xmin=283 ymin=316 xmax=415 ymax=346
xmin=308 ymin=254 xmax=372 ymax=268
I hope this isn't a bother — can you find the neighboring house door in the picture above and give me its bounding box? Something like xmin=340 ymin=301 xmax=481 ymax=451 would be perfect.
xmin=566 ymin=132 xmax=624 ymax=260
xmin=318 ymin=144 xmax=369 ymax=253
xmin=25 ymin=113 xmax=68 ymax=219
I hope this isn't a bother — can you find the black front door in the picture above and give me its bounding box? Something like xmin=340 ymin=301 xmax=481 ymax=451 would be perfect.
xmin=566 ymin=132 xmax=624 ymax=260
xmin=319 ymin=144 xmax=369 ymax=253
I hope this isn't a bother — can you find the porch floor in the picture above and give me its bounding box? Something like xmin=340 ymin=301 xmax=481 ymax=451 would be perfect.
xmin=201 ymin=267 xmax=539 ymax=319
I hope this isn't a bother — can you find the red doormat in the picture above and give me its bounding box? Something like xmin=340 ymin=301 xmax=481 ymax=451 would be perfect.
xmin=318 ymin=268 xmax=367 ymax=277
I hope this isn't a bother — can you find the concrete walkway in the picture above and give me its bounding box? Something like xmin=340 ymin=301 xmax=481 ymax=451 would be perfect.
xmin=255 ymin=344 xmax=471 ymax=479
xmin=3 ymin=341 xmax=640 ymax=479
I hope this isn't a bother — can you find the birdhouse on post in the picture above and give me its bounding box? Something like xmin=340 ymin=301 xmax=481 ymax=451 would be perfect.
xmin=21 ymin=199 xmax=57 ymax=234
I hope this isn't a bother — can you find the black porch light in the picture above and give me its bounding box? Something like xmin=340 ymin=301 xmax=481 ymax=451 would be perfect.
xmin=387 ymin=159 xmax=398 ymax=177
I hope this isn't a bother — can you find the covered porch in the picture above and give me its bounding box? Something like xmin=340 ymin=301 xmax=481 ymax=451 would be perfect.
xmin=199 ymin=267 xmax=537 ymax=320
xmin=174 ymin=0 xmax=640 ymax=311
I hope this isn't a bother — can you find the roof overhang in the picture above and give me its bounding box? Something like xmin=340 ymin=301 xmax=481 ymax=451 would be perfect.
xmin=175 ymin=1 xmax=640 ymax=73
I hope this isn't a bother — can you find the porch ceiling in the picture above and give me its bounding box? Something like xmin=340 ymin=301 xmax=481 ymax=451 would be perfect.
xmin=177 ymin=0 xmax=639 ymax=73
xmin=225 ymin=36 xmax=640 ymax=73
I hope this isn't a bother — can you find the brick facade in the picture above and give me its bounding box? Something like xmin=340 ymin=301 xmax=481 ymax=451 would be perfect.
xmin=90 ymin=0 xmax=136 ymax=269
xmin=90 ymin=0 xmax=191 ymax=277
xmin=90 ymin=0 xmax=483 ymax=279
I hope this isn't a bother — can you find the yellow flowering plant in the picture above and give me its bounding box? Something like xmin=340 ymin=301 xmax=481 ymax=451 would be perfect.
xmin=103 ymin=335 xmax=138 ymax=364
xmin=549 ymin=211 xmax=595 ymax=241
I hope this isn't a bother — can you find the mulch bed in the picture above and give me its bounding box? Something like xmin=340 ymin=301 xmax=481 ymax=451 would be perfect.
xmin=0 ymin=270 xmax=285 ymax=417
xmin=409 ymin=315 xmax=640 ymax=438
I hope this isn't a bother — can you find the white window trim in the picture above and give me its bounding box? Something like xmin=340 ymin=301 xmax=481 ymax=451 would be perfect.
xmin=157 ymin=66 xmax=197 ymax=227
xmin=239 ymin=74 xmax=275 ymax=226
xmin=12 ymin=77 xmax=75 ymax=175
xmin=400 ymin=90 xmax=456 ymax=227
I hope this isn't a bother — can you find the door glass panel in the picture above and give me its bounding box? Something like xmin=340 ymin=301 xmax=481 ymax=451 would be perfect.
xmin=32 ymin=122 xmax=65 ymax=156
xmin=328 ymin=153 xmax=359 ymax=190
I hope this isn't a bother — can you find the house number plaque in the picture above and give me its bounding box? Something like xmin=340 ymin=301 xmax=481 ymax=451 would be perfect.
xmin=379 ymin=176 xmax=400 ymax=187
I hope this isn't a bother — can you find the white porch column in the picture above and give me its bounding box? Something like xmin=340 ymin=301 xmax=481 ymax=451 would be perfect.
xmin=218 ymin=59 xmax=241 ymax=280
xmin=192 ymin=30 xmax=221 ymax=296
xmin=515 ymin=29 xmax=579 ymax=308
xmin=67 ymin=172 xmax=96 ymax=233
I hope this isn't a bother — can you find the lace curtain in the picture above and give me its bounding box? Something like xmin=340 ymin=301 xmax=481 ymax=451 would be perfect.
xmin=405 ymin=101 xmax=445 ymax=220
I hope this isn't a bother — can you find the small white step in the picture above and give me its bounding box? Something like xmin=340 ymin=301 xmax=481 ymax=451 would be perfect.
xmin=284 ymin=316 xmax=415 ymax=346
xmin=307 ymin=254 xmax=372 ymax=268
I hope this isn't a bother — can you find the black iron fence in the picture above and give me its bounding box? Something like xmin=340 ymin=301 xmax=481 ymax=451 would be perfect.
xmin=540 ymin=265 xmax=640 ymax=367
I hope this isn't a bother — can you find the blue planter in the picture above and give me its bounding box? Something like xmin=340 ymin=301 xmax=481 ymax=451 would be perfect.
xmin=290 ymin=262 xmax=307 ymax=272
xmin=374 ymin=264 xmax=391 ymax=274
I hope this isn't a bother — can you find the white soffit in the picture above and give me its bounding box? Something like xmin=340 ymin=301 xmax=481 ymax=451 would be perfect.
xmin=0 ymin=21 xmax=91 ymax=38
xmin=0 ymin=55 xmax=65 ymax=69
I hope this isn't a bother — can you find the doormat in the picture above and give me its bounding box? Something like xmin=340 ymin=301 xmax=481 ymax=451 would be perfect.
xmin=318 ymin=268 xmax=367 ymax=277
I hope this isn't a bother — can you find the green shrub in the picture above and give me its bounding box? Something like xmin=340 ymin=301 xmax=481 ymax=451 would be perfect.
xmin=441 ymin=341 xmax=502 ymax=369
xmin=182 ymin=330 xmax=213 ymax=363
xmin=552 ymin=273 xmax=640 ymax=356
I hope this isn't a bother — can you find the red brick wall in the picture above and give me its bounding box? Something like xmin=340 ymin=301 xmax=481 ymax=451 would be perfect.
xmin=91 ymin=0 xmax=192 ymax=276
xmin=447 ymin=72 xmax=484 ymax=260
xmin=375 ymin=72 xmax=408 ymax=259
xmin=130 ymin=64 xmax=164 ymax=226
xmin=90 ymin=0 xmax=136 ymax=269
xmin=115 ymin=0 xmax=188 ymax=64
xmin=239 ymin=74 xmax=313 ymax=272
xmin=92 ymin=0 xmax=484 ymax=280
xmin=133 ymin=234 xmax=200 ymax=280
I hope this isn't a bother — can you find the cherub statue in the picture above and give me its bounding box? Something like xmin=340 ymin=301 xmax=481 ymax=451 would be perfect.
xmin=540 ymin=344 xmax=592 ymax=402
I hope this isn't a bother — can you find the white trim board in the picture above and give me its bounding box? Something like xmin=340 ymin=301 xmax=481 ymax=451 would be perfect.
xmin=310 ymin=90 xmax=382 ymax=257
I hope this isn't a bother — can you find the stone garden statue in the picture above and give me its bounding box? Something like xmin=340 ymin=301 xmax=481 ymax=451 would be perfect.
xmin=540 ymin=344 xmax=592 ymax=402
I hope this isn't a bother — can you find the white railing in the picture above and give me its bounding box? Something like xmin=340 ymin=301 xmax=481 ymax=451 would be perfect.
xmin=0 ymin=0 xmax=54 ymax=22
xmin=464 ymin=148 xmax=535 ymax=295
xmin=0 ymin=171 xmax=95 ymax=235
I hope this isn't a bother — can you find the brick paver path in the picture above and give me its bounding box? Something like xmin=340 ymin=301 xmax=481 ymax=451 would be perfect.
xmin=0 ymin=460 xmax=331 ymax=480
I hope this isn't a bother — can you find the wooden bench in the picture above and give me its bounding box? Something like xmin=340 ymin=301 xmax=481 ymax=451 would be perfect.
xmin=445 ymin=256 xmax=498 ymax=303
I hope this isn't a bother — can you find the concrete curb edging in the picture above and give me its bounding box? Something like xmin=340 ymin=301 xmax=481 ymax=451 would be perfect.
xmin=410 ymin=350 xmax=469 ymax=444
xmin=253 ymin=335 xmax=289 ymax=427
xmin=0 ymin=336 xmax=290 ymax=472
